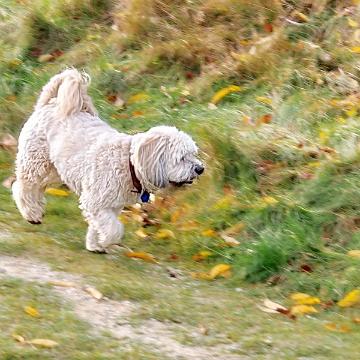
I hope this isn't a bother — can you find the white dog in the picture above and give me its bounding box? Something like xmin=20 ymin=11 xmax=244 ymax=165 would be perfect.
xmin=12 ymin=69 xmax=204 ymax=253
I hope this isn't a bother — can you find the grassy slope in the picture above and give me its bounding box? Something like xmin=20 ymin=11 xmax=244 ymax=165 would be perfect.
xmin=1 ymin=0 xmax=360 ymax=357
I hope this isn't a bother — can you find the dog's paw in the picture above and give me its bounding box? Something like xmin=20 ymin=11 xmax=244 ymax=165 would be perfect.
xmin=86 ymin=244 xmax=108 ymax=254
xmin=88 ymin=248 xmax=108 ymax=254
xmin=28 ymin=220 xmax=42 ymax=225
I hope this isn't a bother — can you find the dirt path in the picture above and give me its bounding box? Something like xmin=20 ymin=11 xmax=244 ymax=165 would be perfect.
xmin=0 ymin=255 xmax=241 ymax=359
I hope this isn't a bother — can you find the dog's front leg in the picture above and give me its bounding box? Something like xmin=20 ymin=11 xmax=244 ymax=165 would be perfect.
xmin=84 ymin=208 xmax=124 ymax=252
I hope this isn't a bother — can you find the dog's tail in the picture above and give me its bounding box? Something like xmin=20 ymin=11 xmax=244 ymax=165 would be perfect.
xmin=35 ymin=68 xmax=97 ymax=117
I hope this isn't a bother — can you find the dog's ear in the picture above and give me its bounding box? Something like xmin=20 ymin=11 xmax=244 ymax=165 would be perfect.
xmin=132 ymin=132 xmax=168 ymax=188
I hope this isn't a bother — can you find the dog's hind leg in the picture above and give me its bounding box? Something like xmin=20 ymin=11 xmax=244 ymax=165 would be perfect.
xmin=12 ymin=179 xmax=45 ymax=224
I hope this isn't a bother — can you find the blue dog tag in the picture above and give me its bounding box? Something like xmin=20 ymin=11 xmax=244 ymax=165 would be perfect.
xmin=141 ymin=191 xmax=150 ymax=203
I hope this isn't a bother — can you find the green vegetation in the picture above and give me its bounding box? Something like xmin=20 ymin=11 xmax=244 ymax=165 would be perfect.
xmin=1 ymin=0 xmax=360 ymax=358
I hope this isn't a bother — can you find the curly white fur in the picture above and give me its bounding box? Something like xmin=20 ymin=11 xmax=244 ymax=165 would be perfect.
xmin=13 ymin=69 xmax=204 ymax=252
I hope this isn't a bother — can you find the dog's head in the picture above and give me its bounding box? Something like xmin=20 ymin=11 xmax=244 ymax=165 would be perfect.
xmin=131 ymin=126 xmax=204 ymax=190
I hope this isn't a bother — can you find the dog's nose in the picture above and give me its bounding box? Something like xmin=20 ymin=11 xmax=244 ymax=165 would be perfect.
xmin=195 ymin=165 xmax=204 ymax=175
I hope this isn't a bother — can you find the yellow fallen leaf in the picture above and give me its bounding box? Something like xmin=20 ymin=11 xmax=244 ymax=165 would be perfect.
xmin=201 ymin=229 xmax=217 ymax=237
xmin=45 ymin=188 xmax=69 ymax=197
xmin=290 ymin=304 xmax=318 ymax=315
xmin=210 ymin=85 xmax=242 ymax=105
xmin=230 ymin=52 xmax=251 ymax=62
xmin=348 ymin=250 xmax=360 ymax=258
xmin=208 ymin=264 xmax=231 ymax=279
xmin=124 ymin=251 xmax=158 ymax=263
xmin=290 ymin=293 xmax=321 ymax=305
xmin=324 ymin=323 xmax=351 ymax=333
xmin=262 ymin=196 xmax=278 ymax=205
xmin=135 ymin=228 xmax=148 ymax=239
xmin=293 ymin=11 xmax=309 ymax=22
xmin=353 ymin=317 xmax=360 ymax=324
xmin=127 ymin=93 xmax=150 ymax=104
xmin=350 ymin=46 xmax=360 ymax=53
xmin=84 ymin=286 xmax=103 ymax=300
xmin=27 ymin=339 xmax=58 ymax=348
xmin=338 ymin=289 xmax=360 ymax=307
xmin=345 ymin=107 xmax=357 ymax=117
xmin=192 ymin=250 xmax=213 ymax=261
xmin=48 ymin=280 xmax=76 ymax=287
xmin=319 ymin=130 xmax=329 ymax=144
xmin=348 ymin=18 xmax=358 ymax=28
xmin=191 ymin=272 xmax=212 ymax=280
xmin=155 ymin=229 xmax=175 ymax=239
xmin=191 ymin=264 xmax=231 ymax=281
xmin=308 ymin=161 xmax=321 ymax=168
xmin=255 ymin=96 xmax=273 ymax=106
xmin=12 ymin=334 xmax=25 ymax=343
xmin=24 ymin=306 xmax=39 ymax=317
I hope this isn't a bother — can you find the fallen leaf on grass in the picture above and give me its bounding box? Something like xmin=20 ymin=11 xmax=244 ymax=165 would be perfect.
xmin=220 ymin=234 xmax=240 ymax=247
xmin=48 ymin=280 xmax=76 ymax=287
xmin=124 ymin=251 xmax=158 ymax=263
xmin=324 ymin=323 xmax=351 ymax=333
xmin=155 ymin=229 xmax=175 ymax=239
xmin=290 ymin=304 xmax=318 ymax=316
xmin=263 ymin=23 xmax=273 ymax=33
xmin=192 ymin=250 xmax=213 ymax=261
xmin=209 ymin=264 xmax=231 ymax=279
xmin=24 ymin=306 xmax=39 ymax=317
xmin=84 ymin=286 xmax=103 ymax=300
xmin=132 ymin=110 xmax=145 ymax=117
xmin=290 ymin=293 xmax=321 ymax=305
xmin=45 ymin=188 xmax=69 ymax=197
xmin=262 ymin=196 xmax=278 ymax=205
xmin=347 ymin=250 xmax=360 ymax=258
xmin=348 ymin=18 xmax=358 ymax=28
xmin=201 ymin=229 xmax=217 ymax=237
xmin=258 ymin=114 xmax=272 ymax=124
xmin=353 ymin=317 xmax=360 ymax=324
xmin=12 ymin=334 xmax=25 ymax=343
xmin=292 ymin=11 xmax=309 ymax=22
xmin=255 ymin=96 xmax=273 ymax=106
xmin=135 ymin=228 xmax=148 ymax=239
xmin=259 ymin=299 xmax=288 ymax=313
xmin=350 ymin=46 xmax=360 ymax=53
xmin=127 ymin=93 xmax=150 ymax=104
xmin=191 ymin=264 xmax=231 ymax=280
xmin=27 ymin=339 xmax=59 ymax=348
xmin=338 ymin=289 xmax=360 ymax=307
xmin=210 ymin=85 xmax=242 ymax=105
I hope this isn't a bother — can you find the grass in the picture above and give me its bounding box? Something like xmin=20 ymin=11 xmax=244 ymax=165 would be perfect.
xmin=1 ymin=0 xmax=360 ymax=357
xmin=0 ymin=278 xmax=163 ymax=359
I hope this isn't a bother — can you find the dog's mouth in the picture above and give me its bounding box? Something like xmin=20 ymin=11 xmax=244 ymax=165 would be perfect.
xmin=169 ymin=180 xmax=193 ymax=187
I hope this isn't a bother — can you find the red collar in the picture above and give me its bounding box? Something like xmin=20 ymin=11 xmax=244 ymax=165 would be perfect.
xmin=129 ymin=159 xmax=142 ymax=193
